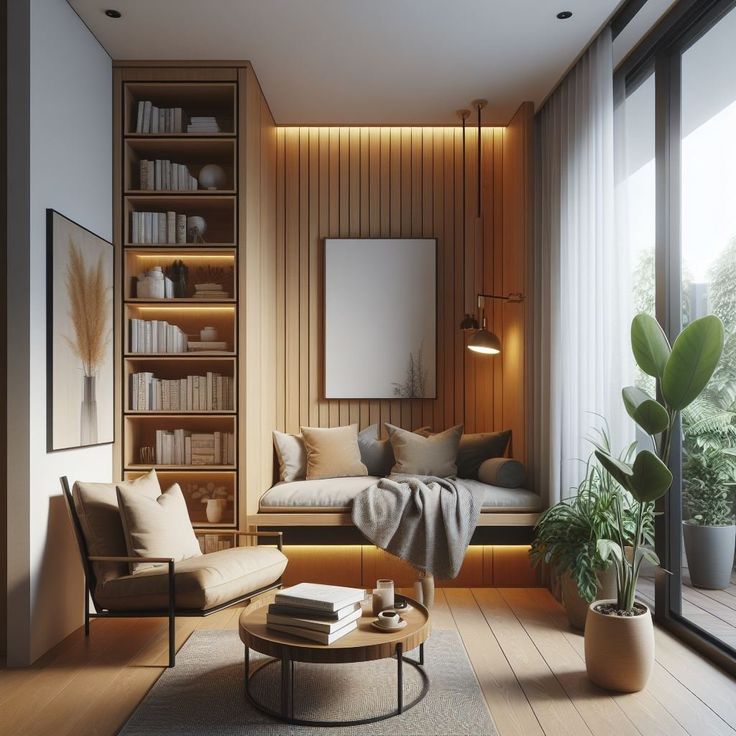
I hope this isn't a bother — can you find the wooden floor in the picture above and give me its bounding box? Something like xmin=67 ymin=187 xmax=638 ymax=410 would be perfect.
xmin=638 ymin=571 xmax=736 ymax=650
xmin=1 ymin=588 xmax=735 ymax=736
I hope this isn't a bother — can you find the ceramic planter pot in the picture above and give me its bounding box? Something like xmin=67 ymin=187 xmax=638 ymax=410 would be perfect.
xmin=562 ymin=567 xmax=617 ymax=631
xmin=683 ymin=521 xmax=736 ymax=589
xmin=204 ymin=498 xmax=227 ymax=524
xmin=584 ymin=599 xmax=654 ymax=692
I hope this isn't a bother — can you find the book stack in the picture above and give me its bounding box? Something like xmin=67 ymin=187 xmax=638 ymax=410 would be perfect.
xmin=129 ymin=318 xmax=189 ymax=354
xmin=130 ymin=211 xmax=187 ymax=244
xmin=193 ymin=282 xmax=228 ymax=299
xmin=187 ymin=340 xmax=228 ymax=352
xmin=154 ymin=429 xmax=235 ymax=465
xmin=187 ymin=116 xmax=220 ymax=134
xmin=136 ymin=101 xmax=184 ymax=134
xmin=139 ymin=160 xmax=198 ymax=191
xmin=266 ymin=583 xmax=365 ymax=645
xmin=129 ymin=371 xmax=234 ymax=411
xmin=199 ymin=535 xmax=233 ymax=554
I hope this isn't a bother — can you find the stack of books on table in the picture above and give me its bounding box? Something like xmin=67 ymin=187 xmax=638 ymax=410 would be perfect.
xmin=266 ymin=583 xmax=365 ymax=644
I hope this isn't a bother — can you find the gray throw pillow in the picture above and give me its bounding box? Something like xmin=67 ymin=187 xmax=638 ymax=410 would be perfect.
xmin=478 ymin=457 xmax=526 ymax=488
xmin=386 ymin=423 xmax=463 ymax=477
xmin=457 ymin=430 xmax=512 ymax=479
xmin=358 ymin=424 xmax=395 ymax=476
xmin=273 ymin=430 xmax=307 ymax=482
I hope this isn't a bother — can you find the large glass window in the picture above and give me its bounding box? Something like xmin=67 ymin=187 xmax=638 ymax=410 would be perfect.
xmin=679 ymin=5 xmax=736 ymax=650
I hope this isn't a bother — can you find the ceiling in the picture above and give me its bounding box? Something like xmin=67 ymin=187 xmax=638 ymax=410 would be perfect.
xmin=69 ymin=0 xmax=623 ymax=125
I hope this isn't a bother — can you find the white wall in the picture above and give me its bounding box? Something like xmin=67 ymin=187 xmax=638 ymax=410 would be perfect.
xmin=6 ymin=0 xmax=112 ymax=665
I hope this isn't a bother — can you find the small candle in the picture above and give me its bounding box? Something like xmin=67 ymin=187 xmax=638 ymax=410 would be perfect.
xmin=372 ymin=579 xmax=395 ymax=615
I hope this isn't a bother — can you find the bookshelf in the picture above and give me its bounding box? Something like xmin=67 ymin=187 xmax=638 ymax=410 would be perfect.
xmin=116 ymin=73 xmax=242 ymax=531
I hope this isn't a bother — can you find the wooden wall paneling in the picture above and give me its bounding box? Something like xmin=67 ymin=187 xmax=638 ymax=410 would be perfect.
xmin=490 ymin=545 xmax=540 ymax=587
xmin=269 ymin=116 xmax=531 ymax=487
xmin=501 ymin=102 xmax=533 ymax=464
xmin=113 ymin=69 xmax=124 ymax=481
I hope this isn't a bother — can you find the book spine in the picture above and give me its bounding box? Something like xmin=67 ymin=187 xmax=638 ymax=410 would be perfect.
xmin=143 ymin=101 xmax=152 ymax=133
xmin=176 ymin=214 xmax=186 ymax=244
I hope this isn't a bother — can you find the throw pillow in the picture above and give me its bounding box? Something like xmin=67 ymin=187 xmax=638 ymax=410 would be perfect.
xmin=273 ymin=430 xmax=307 ymax=482
xmin=386 ymin=423 xmax=463 ymax=477
xmin=116 ymin=482 xmax=202 ymax=573
xmin=73 ymin=469 xmax=161 ymax=584
xmin=478 ymin=457 xmax=526 ymax=488
xmin=457 ymin=430 xmax=512 ymax=479
xmin=301 ymin=424 xmax=368 ymax=480
xmin=358 ymin=424 xmax=395 ymax=476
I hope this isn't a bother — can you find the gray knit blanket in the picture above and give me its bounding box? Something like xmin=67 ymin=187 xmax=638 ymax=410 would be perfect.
xmin=351 ymin=475 xmax=483 ymax=579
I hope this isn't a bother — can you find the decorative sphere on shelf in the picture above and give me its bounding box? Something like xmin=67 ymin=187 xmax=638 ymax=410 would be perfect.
xmin=186 ymin=215 xmax=207 ymax=242
xmin=198 ymin=164 xmax=227 ymax=190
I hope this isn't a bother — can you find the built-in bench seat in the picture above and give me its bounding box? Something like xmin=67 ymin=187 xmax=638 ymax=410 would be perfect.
xmin=253 ymin=477 xmax=542 ymax=535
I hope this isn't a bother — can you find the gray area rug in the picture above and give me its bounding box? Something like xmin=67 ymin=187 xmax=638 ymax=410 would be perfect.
xmin=120 ymin=629 xmax=497 ymax=735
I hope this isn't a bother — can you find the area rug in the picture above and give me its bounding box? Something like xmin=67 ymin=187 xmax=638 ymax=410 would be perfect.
xmin=120 ymin=629 xmax=497 ymax=735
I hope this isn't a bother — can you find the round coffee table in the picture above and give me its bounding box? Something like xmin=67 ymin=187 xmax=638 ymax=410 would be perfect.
xmin=239 ymin=596 xmax=430 ymax=726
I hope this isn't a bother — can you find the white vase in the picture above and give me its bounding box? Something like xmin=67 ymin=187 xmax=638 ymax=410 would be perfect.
xmin=204 ymin=498 xmax=227 ymax=523
xmin=80 ymin=375 xmax=98 ymax=445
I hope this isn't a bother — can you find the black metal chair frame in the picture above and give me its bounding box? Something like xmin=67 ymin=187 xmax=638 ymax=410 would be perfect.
xmin=60 ymin=476 xmax=284 ymax=667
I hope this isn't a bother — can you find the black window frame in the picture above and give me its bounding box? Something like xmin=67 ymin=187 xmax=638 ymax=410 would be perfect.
xmin=615 ymin=0 xmax=736 ymax=675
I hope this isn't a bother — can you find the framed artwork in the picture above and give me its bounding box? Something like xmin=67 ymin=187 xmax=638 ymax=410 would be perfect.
xmin=324 ymin=238 xmax=437 ymax=399
xmin=47 ymin=209 xmax=114 ymax=451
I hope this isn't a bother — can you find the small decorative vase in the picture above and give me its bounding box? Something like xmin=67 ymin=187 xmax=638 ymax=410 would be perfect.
xmin=186 ymin=216 xmax=207 ymax=243
xmin=585 ymin=599 xmax=654 ymax=692
xmin=80 ymin=374 xmax=98 ymax=445
xmin=204 ymin=498 xmax=227 ymax=524
xmin=198 ymin=163 xmax=227 ymax=190
xmin=200 ymin=326 xmax=218 ymax=342
xmin=420 ymin=572 xmax=435 ymax=609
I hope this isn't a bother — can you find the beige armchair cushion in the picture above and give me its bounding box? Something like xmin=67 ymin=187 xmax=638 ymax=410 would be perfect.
xmin=272 ymin=430 xmax=307 ymax=482
xmin=95 ymin=545 xmax=287 ymax=611
xmin=301 ymin=424 xmax=368 ymax=480
xmin=72 ymin=470 xmax=161 ymax=584
xmin=116 ymin=482 xmax=202 ymax=573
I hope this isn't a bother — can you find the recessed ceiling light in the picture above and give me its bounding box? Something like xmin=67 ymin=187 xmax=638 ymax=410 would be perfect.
xmin=105 ymin=9 xmax=122 ymax=18
xmin=556 ymin=10 xmax=573 ymax=20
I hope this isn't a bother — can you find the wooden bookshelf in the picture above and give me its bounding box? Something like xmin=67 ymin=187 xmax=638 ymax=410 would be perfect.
xmin=114 ymin=61 xmax=278 ymax=540
xmin=116 ymin=74 xmax=241 ymax=530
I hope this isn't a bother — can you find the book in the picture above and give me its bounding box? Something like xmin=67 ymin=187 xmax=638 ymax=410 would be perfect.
xmin=267 ymin=601 xmax=361 ymax=621
xmin=266 ymin=620 xmax=358 ymax=645
xmin=274 ymin=583 xmax=366 ymax=613
xmin=266 ymin=607 xmax=362 ymax=634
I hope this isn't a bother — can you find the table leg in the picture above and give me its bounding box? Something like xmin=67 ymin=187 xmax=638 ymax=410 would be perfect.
xmin=281 ymin=652 xmax=292 ymax=717
xmin=243 ymin=646 xmax=249 ymax=694
xmin=397 ymin=642 xmax=404 ymax=714
xmin=419 ymin=642 xmax=425 ymax=666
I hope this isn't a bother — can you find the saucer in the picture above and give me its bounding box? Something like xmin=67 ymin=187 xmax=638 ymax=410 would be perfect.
xmin=371 ymin=618 xmax=407 ymax=632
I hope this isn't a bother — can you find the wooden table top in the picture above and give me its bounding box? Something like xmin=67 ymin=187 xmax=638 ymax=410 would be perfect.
xmin=239 ymin=596 xmax=431 ymax=664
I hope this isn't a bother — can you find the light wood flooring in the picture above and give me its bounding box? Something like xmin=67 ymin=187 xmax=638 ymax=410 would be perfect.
xmin=1 ymin=588 xmax=735 ymax=736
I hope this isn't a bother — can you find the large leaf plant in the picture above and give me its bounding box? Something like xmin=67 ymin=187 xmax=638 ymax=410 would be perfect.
xmin=595 ymin=313 xmax=724 ymax=613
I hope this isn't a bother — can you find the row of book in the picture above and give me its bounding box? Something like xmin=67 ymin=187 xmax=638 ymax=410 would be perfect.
xmin=198 ymin=535 xmax=233 ymax=554
xmin=266 ymin=583 xmax=365 ymax=645
xmin=154 ymin=429 xmax=235 ymax=466
xmin=130 ymin=211 xmax=187 ymax=244
xmin=129 ymin=318 xmax=188 ymax=354
xmin=129 ymin=371 xmax=234 ymax=412
xmin=135 ymin=101 xmax=185 ymax=134
xmin=139 ymin=160 xmax=199 ymax=191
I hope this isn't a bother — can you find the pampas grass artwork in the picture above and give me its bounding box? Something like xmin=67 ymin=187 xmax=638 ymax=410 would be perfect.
xmin=64 ymin=239 xmax=111 ymax=377
xmin=48 ymin=210 xmax=114 ymax=451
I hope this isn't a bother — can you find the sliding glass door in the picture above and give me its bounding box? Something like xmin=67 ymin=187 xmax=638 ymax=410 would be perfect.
xmin=678 ymin=4 xmax=736 ymax=650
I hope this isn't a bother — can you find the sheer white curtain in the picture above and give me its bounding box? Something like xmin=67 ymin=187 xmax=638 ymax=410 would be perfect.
xmin=530 ymin=28 xmax=632 ymax=506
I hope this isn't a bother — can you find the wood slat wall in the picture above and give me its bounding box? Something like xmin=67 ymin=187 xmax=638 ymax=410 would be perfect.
xmin=273 ymin=104 xmax=533 ymax=465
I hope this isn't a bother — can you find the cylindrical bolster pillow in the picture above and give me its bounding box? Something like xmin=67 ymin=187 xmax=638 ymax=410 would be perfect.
xmin=478 ymin=458 xmax=526 ymax=488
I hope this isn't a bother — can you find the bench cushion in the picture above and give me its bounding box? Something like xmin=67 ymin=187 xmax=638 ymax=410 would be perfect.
xmin=259 ymin=476 xmax=541 ymax=513
xmin=95 ymin=546 xmax=287 ymax=611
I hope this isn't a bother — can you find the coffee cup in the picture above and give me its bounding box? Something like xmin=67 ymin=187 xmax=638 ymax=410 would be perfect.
xmin=377 ymin=610 xmax=401 ymax=628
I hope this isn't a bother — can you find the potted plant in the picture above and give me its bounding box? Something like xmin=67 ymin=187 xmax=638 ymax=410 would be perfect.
xmin=588 ymin=313 xmax=723 ymax=693
xmin=682 ymin=447 xmax=736 ymax=589
xmin=530 ymin=431 xmax=652 ymax=630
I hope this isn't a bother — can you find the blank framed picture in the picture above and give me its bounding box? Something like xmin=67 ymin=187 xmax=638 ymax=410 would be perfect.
xmin=324 ymin=238 xmax=437 ymax=399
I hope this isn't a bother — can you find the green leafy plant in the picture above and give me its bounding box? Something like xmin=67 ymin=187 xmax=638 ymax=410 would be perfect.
xmin=683 ymin=447 xmax=736 ymax=526
xmin=530 ymin=429 xmax=653 ymax=603
xmin=595 ymin=313 xmax=724 ymax=613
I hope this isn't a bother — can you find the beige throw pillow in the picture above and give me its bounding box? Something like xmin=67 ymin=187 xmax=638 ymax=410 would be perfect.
xmin=273 ymin=430 xmax=307 ymax=482
xmin=73 ymin=469 xmax=161 ymax=584
xmin=386 ymin=423 xmax=463 ymax=477
xmin=301 ymin=424 xmax=368 ymax=480
xmin=116 ymin=482 xmax=202 ymax=573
